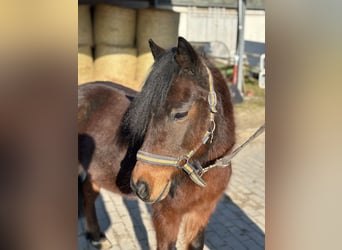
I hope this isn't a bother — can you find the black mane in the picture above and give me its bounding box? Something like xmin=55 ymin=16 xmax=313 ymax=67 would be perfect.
xmin=120 ymin=48 xmax=180 ymax=147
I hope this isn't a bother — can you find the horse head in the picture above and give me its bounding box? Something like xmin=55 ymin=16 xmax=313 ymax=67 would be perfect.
xmin=126 ymin=37 xmax=235 ymax=203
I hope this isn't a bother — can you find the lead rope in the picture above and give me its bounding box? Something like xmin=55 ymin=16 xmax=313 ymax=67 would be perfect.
xmin=203 ymin=124 xmax=265 ymax=173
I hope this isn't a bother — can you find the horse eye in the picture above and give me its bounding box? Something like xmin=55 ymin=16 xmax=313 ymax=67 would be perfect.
xmin=174 ymin=111 xmax=189 ymax=120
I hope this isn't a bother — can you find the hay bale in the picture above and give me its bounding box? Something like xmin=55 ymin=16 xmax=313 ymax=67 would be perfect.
xmin=78 ymin=46 xmax=94 ymax=85
xmin=94 ymin=45 xmax=140 ymax=90
xmin=78 ymin=5 xmax=93 ymax=46
xmin=136 ymin=9 xmax=179 ymax=54
xmin=94 ymin=4 xmax=136 ymax=46
xmin=136 ymin=52 xmax=154 ymax=85
xmin=135 ymin=9 xmax=179 ymax=81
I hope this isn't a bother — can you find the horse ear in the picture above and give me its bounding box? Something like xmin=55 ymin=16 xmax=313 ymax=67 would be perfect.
xmin=149 ymin=39 xmax=165 ymax=60
xmin=175 ymin=36 xmax=199 ymax=69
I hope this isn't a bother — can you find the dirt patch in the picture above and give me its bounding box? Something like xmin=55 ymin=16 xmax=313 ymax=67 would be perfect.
xmin=235 ymin=100 xmax=265 ymax=131
xmin=232 ymin=82 xmax=265 ymax=144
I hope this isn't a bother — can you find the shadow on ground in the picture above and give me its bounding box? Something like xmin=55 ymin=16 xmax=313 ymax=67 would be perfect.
xmin=78 ymin=193 xmax=264 ymax=250
xmin=205 ymin=195 xmax=264 ymax=250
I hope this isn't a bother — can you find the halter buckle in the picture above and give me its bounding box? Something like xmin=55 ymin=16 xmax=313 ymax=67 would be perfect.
xmin=208 ymin=120 xmax=216 ymax=144
xmin=177 ymin=155 xmax=189 ymax=167
xmin=193 ymin=160 xmax=204 ymax=177
xmin=208 ymin=92 xmax=217 ymax=113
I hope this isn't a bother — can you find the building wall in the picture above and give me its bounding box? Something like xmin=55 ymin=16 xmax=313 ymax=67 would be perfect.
xmin=174 ymin=6 xmax=265 ymax=57
xmin=245 ymin=10 xmax=265 ymax=43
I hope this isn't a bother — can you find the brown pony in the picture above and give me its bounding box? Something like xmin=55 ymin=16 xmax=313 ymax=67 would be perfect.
xmin=78 ymin=37 xmax=235 ymax=250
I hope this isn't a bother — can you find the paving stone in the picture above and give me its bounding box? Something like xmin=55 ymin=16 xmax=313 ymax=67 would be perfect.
xmin=78 ymin=131 xmax=265 ymax=249
xmin=225 ymin=235 xmax=248 ymax=249
xmin=206 ymin=231 xmax=226 ymax=249
xmin=241 ymin=239 xmax=264 ymax=250
xmin=248 ymin=231 xmax=265 ymax=248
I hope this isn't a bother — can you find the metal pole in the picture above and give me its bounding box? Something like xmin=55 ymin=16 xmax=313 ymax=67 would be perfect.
xmin=237 ymin=0 xmax=246 ymax=95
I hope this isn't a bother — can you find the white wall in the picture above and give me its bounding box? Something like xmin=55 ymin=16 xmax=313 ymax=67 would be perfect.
xmin=245 ymin=10 xmax=265 ymax=43
xmin=173 ymin=7 xmax=265 ymax=56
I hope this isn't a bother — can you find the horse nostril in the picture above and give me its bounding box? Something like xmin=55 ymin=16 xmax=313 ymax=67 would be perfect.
xmin=135 ymin=180 xmax=150 ymax=201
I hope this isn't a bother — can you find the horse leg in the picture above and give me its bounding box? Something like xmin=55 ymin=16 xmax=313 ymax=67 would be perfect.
xmin=81 ymin=176 xmax=107 ymax=247
xmin=152 ymin=205 xmax=182 ymax=250
xmin=184 ymin=167 xmax=232 ymax=250
xmin=183 ymin=208 xmax=215 ymax=250
xmin=187 ymin=229 xmax=205 ymax=250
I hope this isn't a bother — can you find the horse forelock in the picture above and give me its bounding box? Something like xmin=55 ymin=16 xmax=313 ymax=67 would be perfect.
xmin=120 ymin=48 xmax=180 ymax=146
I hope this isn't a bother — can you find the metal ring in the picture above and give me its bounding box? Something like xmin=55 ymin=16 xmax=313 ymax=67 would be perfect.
xmin=177 ymin=155 xmax=189 ymax=167
xmin=208 ymin=92 xmax=218 ymax=113
xmin=197 ymin=168 xmax=204 ymax=177
xmin=209 ymin=120 xmax=216 ymax=134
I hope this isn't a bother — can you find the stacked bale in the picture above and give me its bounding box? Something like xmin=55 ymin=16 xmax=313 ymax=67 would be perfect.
xmin=93 ymin=4 xmax=140 ymax=90
xmin=136 ymin=9 xmax=180 ymax=84
xmin=78 ymin=46 xmax=94 ymax=84
xmin=94 ymin=4 xmax=136 ymax=46
xmin=78 ymin=5 xmax=93 ymax=46
xmin=78 ymin=5 xmax=94 ymax=85
xmin=79 ymin=4 xmax=180 ymax=90
xmin=94 ymin=46 xmax=138 ymax=89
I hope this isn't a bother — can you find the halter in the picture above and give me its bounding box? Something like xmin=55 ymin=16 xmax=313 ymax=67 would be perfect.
xmin=136 ymin=65 xmax=217 ymax=187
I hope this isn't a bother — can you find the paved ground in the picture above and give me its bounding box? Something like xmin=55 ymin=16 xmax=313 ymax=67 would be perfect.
xmin=78 ymin=127 xmax=265 ymax=250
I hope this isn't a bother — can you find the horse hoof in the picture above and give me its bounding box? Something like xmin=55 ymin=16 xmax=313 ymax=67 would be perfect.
xmin=90 ymin=237 xmax=112 ymax=249
xmin=86 ymin=233 xmax=112 ymax=249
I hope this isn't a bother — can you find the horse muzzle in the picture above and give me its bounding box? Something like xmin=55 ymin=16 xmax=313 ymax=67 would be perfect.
xmin=130 ymin=176 xmax=171 ymax=203
xmin=130 ymin=178 xmax=150 ymax=201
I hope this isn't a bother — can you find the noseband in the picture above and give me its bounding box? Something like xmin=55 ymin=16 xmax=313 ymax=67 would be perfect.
xmin=136 ymin=65 xmax=217 ymax=187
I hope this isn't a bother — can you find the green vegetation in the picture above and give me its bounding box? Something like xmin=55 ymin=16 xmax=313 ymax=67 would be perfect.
xmin=237 ymin=79 xmax=265 ymax=108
